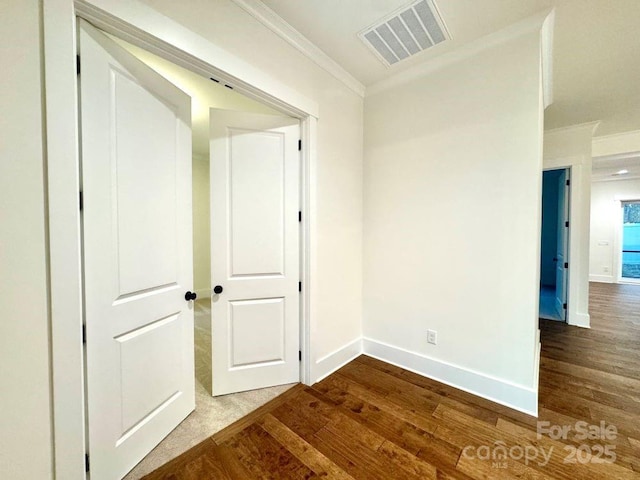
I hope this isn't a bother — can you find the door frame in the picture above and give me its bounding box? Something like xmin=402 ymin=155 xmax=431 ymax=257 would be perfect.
xmin=43 ymin=1 xmax=317 ymax=478
xmin=556 ymin=168 xmax=570 ymax=321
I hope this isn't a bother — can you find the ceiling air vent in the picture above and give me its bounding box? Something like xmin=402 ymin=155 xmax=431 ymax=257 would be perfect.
xmin=359 ymin=0 xmax=450 ymax=67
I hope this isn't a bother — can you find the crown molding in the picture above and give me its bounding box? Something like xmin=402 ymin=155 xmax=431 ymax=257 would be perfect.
xmin=592 ymin=129 xmax=640 ymax=157
xmin=593 ymin=128 xmax=640 ymax=142
xmin=544 ymin=121 xmax=601 ymax=136
xmin=592 ymin=174 xmax=640 ymax=184
xmin=367 ymin=8 xmax=555 ymax=97
xmin=592 ymin=150 xmax=640 ymax=163
xmin=593 ymin=130 xmax=640 ymax=149
xmin=230 ymin=0 xmax=365 ymax=98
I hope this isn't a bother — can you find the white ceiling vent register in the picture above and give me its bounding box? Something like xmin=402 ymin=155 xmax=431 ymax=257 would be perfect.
xmin=359 ymin=0 xmax=450 ymax=67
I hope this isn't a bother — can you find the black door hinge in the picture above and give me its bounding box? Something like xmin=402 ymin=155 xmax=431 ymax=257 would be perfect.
xmin=79 ymin=191 xmax=83 ymax=211
xmin=298 ymin=350 xmax=302 ymax=361
xmin=563 ymin=303 xmax=567 ymax=310
xmin=298 ymin=281 xmax=302 ymax=292
xmin=564 ymin=262 xmax=569 ymax=269
xmin=565 ymin=221 xmax=569 ymax=228
xmin=76 ymin=55 xmax=81 ymax=75
xmin=85 ymin=453 xmax=90 ymax=472
xmin=298 ymin=139 xmax=302 ymax=151
xmin=566 ymin=179 xmax=570 ymax=186
xmin=82 ymin=324 xmax=86 ymax=344
xmin=298 ymin=211 xmax=302 ymax=222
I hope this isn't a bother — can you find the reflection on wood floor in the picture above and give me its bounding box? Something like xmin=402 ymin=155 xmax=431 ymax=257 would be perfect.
xmin=143 ymin=282 xmax=640 ymax=479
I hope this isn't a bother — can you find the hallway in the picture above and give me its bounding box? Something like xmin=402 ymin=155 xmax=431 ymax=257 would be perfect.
xmin=537 ymin=282 xmax=640 ymax=474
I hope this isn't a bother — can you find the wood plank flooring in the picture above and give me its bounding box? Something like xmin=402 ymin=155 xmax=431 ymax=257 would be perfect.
xmin=143 ymin=282 xmax=640 ymax=479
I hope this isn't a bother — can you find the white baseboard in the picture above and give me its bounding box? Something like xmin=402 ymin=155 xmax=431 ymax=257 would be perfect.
xmin=568 ymin=311 xmax=590 ymax=329
xmin=362 ymin=337 xmax=538 ymax=417
xmin=589 ymin=275 xmax=613 ymax=283
xmin=312 ymin=338 xmax=362 ymax=384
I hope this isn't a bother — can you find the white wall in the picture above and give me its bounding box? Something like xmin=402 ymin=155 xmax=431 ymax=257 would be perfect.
xmin=543 ymin=123 xmax=598 ymax=327
xmin=363 ymin=29 xmax=544 ymax=414
xmin=590 ymin=178 xmax=640 ymax=282
xmin=0 ymin=1 xmax=54 ymax=478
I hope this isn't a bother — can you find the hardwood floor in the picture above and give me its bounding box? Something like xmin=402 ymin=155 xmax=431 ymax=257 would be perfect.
xmin=143 ymin=282 xmax=640 ymax=479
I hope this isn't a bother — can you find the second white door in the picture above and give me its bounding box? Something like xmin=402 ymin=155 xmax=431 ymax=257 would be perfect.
xmin=209 ymin=109 xmax=300 ymax=396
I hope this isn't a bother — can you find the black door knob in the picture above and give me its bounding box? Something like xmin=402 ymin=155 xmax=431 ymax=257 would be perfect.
xmin=185 ymin=291 xmax=197 ymax=301
xmin=213 ymin=285 xmax=223 ymax=294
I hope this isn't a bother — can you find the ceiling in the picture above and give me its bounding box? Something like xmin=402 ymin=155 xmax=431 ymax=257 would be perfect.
xmin=261 ymin=0 xmax=640 ymax=136
xmin=593 ymin=153 xmax=640 ymax=182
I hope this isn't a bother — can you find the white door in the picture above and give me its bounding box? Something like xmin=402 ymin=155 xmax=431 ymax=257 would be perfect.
xmin=555 ymin=169 xmax=569 ymax=320
xmin=209 ymin=109 xmax=300 ymax=396
xmin=80 ymin=21 xmax=195 ymax=480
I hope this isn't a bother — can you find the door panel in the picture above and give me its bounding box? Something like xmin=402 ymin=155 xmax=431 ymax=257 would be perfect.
xmin=229 ymin=129 xmax=286 ymax=276
xmin=112 ymin=69 xmax=180 ymax=295
xmin=80 ymin=21 xmax=194 ymax=480
xmin=230 ymin=297 xmax=286 ymax=367
xmin=555 ymin=169 xmax=569 ymax=321
xmin=117 ymin=314 xmax=182 ymax=434
xmin=210 ymin=109 xmax=300 ymax=396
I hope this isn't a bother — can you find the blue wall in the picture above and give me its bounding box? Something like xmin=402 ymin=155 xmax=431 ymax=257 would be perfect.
xmin=540 ymin=170 xmax=563 ymax=287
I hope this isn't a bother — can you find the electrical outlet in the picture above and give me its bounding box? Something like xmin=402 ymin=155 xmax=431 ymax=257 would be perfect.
xmin=427 ymin=329 xmax=437 ymax=345
xmin=603 ymin=266 xmax=610 ymax=273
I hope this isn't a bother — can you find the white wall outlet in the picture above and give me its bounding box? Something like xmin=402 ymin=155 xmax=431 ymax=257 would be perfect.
xmin=427 ymin=329 xmax=437 ymax=345
xmin=603 ymin=266 xmax=610 ymax=273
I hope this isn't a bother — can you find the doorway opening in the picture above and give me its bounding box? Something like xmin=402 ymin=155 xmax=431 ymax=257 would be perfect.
xmin=620 ymin=201 xmax=640 ymax=282
xmin=539 ymin=168 xmax=571 ymax=322
xmin=46 ymin=4 xmax=317 ymax=478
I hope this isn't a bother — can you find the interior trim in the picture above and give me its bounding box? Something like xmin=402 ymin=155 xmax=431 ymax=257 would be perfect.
xmin=362 ymin=337 xmax=539 ymax=416
xmin=230 ymin=0 xmax=366 ymax=97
